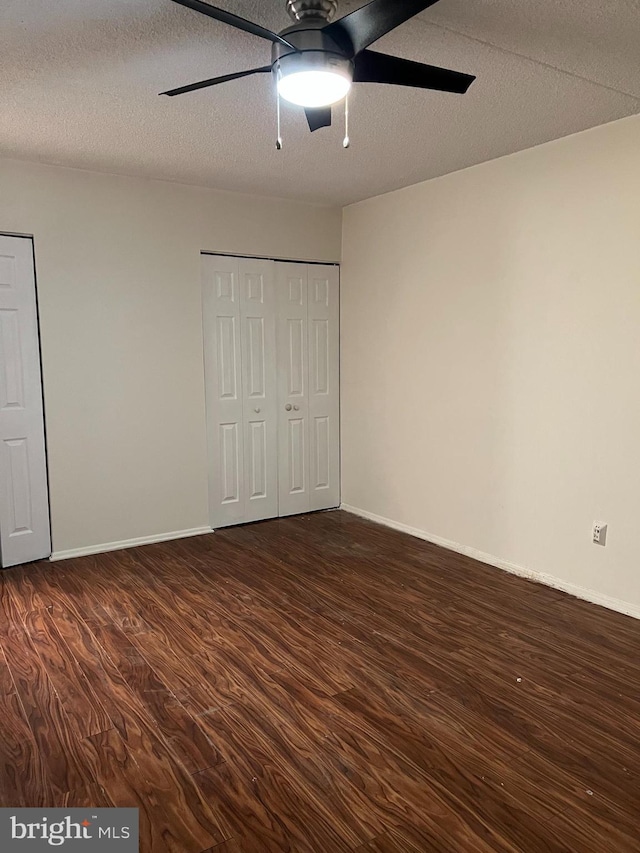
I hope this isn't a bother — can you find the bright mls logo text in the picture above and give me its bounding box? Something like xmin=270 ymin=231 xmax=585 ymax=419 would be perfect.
xmin=11 ymin=814 xmax=132 ymax=846
xmin=0 ymin=808 xmax=139 ymax=850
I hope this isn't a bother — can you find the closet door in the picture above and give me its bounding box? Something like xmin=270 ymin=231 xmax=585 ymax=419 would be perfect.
xmin=276 ymin=263 xmax=310 ymax=517
xmin=307 ymin=265 xmax=340 ymax=511
xmin=276 ymin=262 xmax=340 ymax=517
xmin=203 ymin=255 xmax=244 ymax=528
xmin=202 ymin=255 xmax=277 ymax=528
xmin=239 ymin=258 xmax=278 ymax=523
xmin=0 ymin=235 xmax=51 ymax=567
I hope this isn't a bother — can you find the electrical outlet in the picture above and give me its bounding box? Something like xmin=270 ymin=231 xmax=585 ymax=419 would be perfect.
xmin=593 ymin=523 xmax=608 ymax=546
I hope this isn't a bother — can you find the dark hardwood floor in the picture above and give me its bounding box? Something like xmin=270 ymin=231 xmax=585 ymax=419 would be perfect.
xmin=1 ymin=510 xmax=639 ymax=851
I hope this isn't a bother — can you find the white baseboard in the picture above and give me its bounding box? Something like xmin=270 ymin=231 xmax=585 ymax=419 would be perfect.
xmin=50 ymin=526 xmax=213 ymax=562
xmin=340 ymin=503 xmax=640 ymax=621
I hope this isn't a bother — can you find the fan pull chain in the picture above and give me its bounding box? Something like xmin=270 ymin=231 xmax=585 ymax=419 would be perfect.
xmin=343 ymin=92 xmax=350 ymax=149
xmin=276 ymin=74 xmax=283 ymax=150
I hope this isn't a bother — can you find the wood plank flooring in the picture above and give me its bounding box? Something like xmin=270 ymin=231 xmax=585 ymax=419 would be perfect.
xmin=1 ymin=510 xmax=639 ymax=851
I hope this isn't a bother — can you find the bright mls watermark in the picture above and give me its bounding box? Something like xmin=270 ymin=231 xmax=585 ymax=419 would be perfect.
xmin=0 ymin=809 xmax=138 ymax=851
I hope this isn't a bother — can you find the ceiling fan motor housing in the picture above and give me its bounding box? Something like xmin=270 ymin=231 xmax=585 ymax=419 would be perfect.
xmin=272 ymin=19 xmax=354 ymax=87
xmin=286 ymin=1 xmax=338 ymax=22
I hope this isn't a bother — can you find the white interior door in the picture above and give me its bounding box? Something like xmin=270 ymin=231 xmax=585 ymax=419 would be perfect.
xmin=202 ymin=255 xmax=277 ymax=528
xmin=276 ymin=263 xmax=310 ymax=517
xmin=276 ymin=262 xmax=340 ymax=516
xmin=203 ymin=255 xmax=244 ymax=528
xmin=307 ymin=265 xmax=340 ymax=511
xmin=238 ymin=258 xmax=278 ymax=523
xmin=0 ymin=235 xmax=51 ymax=567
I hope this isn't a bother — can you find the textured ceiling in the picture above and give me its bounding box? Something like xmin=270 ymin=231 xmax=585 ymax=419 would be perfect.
xmin=1 ymin=0 xmax=639 ymax=205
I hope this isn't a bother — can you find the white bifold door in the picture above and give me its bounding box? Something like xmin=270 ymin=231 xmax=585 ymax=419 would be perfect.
xmin=202 ymin=256 xmax=278 ymax=528
xmin=0 ymin=235 xmax=51 ymax=567
xmin=202 ymin=254 xmax=339 ymax=528
xmin=277 ymin=262 xmax=340 ymax=517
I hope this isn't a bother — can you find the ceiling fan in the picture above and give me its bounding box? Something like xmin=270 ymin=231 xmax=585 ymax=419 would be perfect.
xmin=162 ymin=0 xmax=476 ymax=138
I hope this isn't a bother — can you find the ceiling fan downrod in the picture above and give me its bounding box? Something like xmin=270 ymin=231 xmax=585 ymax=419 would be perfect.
xmin=286 ymin=0 xmax=338 ymax=23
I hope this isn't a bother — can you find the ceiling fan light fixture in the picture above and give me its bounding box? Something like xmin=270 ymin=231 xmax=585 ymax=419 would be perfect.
xmin=278 ymin=69 xmax=351 ymax=107
xmin=162 ymin=0 xmax=477 ymax=137
xmin=276 ymin=51 xmax=352 ymax=108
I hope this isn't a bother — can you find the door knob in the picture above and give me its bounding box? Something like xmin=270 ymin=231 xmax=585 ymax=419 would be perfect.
xmin=254 ymin=407 xmax=261 ymax=413
xmin=293 ymin=405 xmax=300 ymax=411
xmin=285 ymin=403 xmax=292 ymax=411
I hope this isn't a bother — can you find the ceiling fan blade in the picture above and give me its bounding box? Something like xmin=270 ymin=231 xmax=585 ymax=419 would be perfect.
xmin=169 ymin=0 xmax=297 ymax=51
xmin=324 ymin=0 xmax=442 ymax=56
xmin=161 ymin=65 xmax=272 ymax=96
xmin=305 ymin=107 xmax=332 ymax=132
xmin=353 ymin=50 xmax=475 ymax=93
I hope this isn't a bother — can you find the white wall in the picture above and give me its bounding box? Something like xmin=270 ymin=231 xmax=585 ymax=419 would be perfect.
xmin=341 ymin=114 xmax=640 ymax=616
xmin=0 ymin=158 xmax=341 ymax=555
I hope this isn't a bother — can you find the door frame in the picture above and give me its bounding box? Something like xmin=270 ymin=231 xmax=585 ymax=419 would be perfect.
xmin=0 ymin=232 xmax=52 ymax=568
xmin=201 ymin=251 xmax=340 ymax=267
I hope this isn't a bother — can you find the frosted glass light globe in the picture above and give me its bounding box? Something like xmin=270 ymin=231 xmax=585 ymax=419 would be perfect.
xmin=278 ymin=70 xmax=351 ymax=108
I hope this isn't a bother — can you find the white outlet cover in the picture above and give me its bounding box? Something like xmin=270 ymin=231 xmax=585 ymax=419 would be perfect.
xmin=593 ymin=523 xmax=608 ymax=546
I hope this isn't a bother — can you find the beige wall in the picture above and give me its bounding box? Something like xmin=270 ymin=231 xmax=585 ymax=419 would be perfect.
xmin=341 ymin=114 xmax=640 ymax=614
xmin=0 ymin=158 xmax=341 ymax=554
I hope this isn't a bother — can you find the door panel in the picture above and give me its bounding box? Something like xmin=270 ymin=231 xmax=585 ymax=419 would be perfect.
xmin=248 ymin=421 xmax=267 ymax=499
xmin=0 ymin=235 xmax=51 ymax=567
xmin=217 ymin=315 xmax=239 ymax=400
xmin=307 ymin=266 xmax=340 ymax=511
xmin=4 ymin=438 xmax=33 ymax=534
xmin=219 ymin=423 xmax=241 ymax=505
xmin=286 ymin=319 xmax=305 ymax=397
xmin=246 ymin=317 xmax=265 ymax=398
xmin=312 ymin=416 xmax=330 ymax=490
xmin=311 ymin=318 xmax=329 ymax=394
xmin=287 ymin=418 xmax=306 ymax=494
xmin=203 ymin=256 xmax=245 ymax=527
xmin=0 ymin=309 xmax=25 ymax=409
xmin=276 ymin=263 xmax=310 ymax=517
xmin=239 ymin=259 xmax=278 ymax=523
